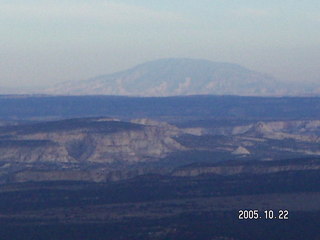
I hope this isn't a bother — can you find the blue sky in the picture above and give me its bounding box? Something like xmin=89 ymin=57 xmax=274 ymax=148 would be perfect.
xmin=1 ymin=0 xmax=320 ymax=88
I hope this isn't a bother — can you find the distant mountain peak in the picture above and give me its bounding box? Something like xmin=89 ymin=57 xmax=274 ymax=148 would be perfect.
xmin=44 ymin=58 xmax=315 ymax=96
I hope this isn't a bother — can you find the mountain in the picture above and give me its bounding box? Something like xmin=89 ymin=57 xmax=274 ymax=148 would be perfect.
xmin=45 ymin=58 xmax=310 ymax=96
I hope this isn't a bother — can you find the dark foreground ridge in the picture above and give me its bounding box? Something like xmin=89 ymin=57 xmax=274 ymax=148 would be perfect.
xmin=0 ymin=166 xmax=320 ymax=240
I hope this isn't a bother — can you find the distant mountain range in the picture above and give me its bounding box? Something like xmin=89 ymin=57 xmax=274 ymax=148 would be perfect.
xmin=41 ymin=58 xmax=318 ymax=96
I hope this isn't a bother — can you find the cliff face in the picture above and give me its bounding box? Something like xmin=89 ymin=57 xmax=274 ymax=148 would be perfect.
xmin=11 ymin=167 xmax=156 ymax=183
xmin=2 ymin=117 xmax=320 ymax=184
xmin=203 ymin=120 xmax=320 ymax=141
xmin=0 ymin=118 xmax=188 ymax=183
xmin=0 ymin=140 xmax=72 ymax=163
xmin=0 ymin=118 xmax=185 ymax=164
xmin=172 ymin=159 xmax=320 ymax=177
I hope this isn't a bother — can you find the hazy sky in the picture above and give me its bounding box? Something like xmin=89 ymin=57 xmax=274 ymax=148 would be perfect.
xmin=1 ymin=0 xmax=320 ymax=88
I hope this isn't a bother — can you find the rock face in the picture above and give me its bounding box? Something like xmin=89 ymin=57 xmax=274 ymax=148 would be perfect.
xmin=0 ymin=118 xmax=188 ymax=183
xmin=45 ymin=58 xmax=304 ymax=96
xmin=0 ymin=118 xmax=184 ymax=164
xmin=172 ymin=159 xmax=320 ymax=177
xmin=2 ymin=117 xmax=320 ymax=184
xmin=204 ymin=120 xmax=320 ymax=141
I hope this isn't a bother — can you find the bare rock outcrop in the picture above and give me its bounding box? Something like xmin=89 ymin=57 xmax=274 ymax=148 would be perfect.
xmin=172 ymin=159 xmax=320 ymax=177
xmin=0 ymin=118 xmax=185 ymax=164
